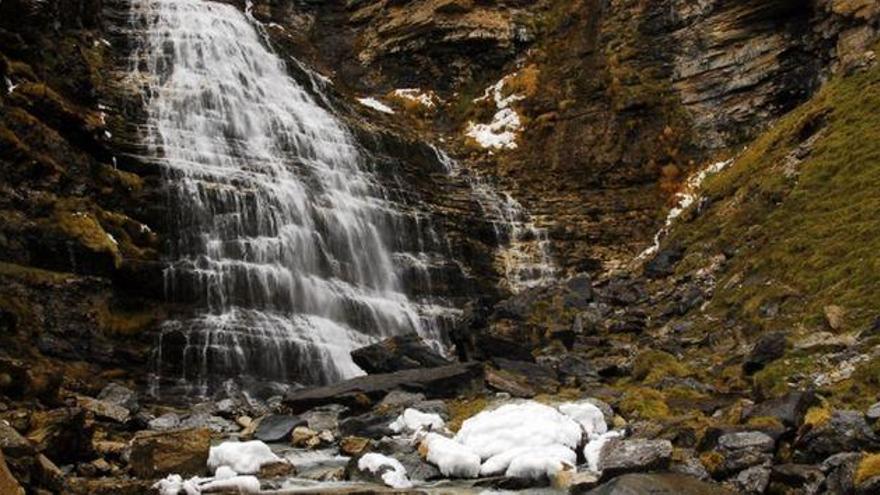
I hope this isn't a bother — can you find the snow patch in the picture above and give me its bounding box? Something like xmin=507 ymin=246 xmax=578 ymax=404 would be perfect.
xmin=207 ymin=440 xmax=281 ymax=475
xmin=557 ymin=401 xmax=607 ymax=438
xmin=357 ymin=453 xmax=413 ymax=489
xmin=357 ymin=97 xmax=395 ymax=114
xmin=392 ymin=88 xmax=436 ymax=108
xmin=423 ymin=432 xmax=481 ymax=478
xmin=389 ymin=408 xmax=445 ymax=435
xmin=505 ymin=444 xmax=576 ymax=479
xmin=152 ymin=473 xmax=260 ymax=495
xmin=638 ymin=158 xmax=735 ymax=259
xmin=466 ymin=73 xmax=527 ymax=150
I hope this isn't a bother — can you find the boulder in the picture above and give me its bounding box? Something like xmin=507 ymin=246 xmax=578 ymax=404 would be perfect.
xmin=717 ymin=431 xmax=775 ymax=452
xmin=866 ymin=401 xmax=880 ymax=422
xmin=745 ymin=391 xmax=818 ymax=428
xmin=769 ymin=463 xmax=824 ymax=494
xmin=302 ymin=406 xmax=343 ymax=433
xmin=34 ymin=453 xmax=65 ymax=491
xmin=339 ymin=411 xmax=396 ymax=439
xmin=795 ymin=410 xmax=880 ymax=462
xmin=704 ymin=431 xmax=775 ymax=479
xmin=584 ymin=473 xmax=731 ymax=494
xmin=340 ymin=436 xmax=371 ymax=456
xmin=491 ymin=357 xmax=559 ymax=393
xmin=291 ymin=426 xmax=318 ymax=448
xmin=284 ymin=363 xmax=485 ymax=413
xmin=375 ymin=437 xmax=441 ymax=481
xmin=149 ymin=412 xmax=181 ymax=430
xmin=254 ymin=414 xmax=305 ymax=443
xmin=0 ymin=420 xmax=34 ymax=457
xmin=27 ymin=407 xmax=91 ymax=464
xmin=743 ymin=332 xmax=787 ymax=374
xmin=597 ymin=439 xmax=673 ymax=479
xmin=644 ymin=246 xmax=685 ymax=279
xmin=77 ymin=396 xmax=130 ymax=423
xmin=732 ymin=465 xmax=771 ymax=495
xmin=0 ymin=451 xmax=24 ymax=495
xmin=129 ymin=428 xmax=211 ymax=478
xmin=179 ymin=413 xmax=239 ymax=434
xmin=351 ymin=333 xmax=450 ymax=374
xmin=97 ymin=383 xmax=140 ymax=413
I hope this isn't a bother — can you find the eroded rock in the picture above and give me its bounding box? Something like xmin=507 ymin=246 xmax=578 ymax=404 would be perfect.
xmin=129 ymin=428 xmax=210 ymax=478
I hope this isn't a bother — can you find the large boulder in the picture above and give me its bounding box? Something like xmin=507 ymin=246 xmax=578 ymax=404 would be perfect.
xmin=254 ymin=414 xmax=306 ymax=443
xmin=351 ymin=333 xmax=450 ymax=374
xmin=0 ymin=420 xmax=34 ymax=457
xmin=129 ymin=428 xmax=211 ymax=478
xmin=97 ymin=383 xmax=140 ymax=413
xmin=584 ymin=473 xmax=731 ymax=494
xmin=597 ymin=439 xmax=673 ymax=479
xmin=795 ymin=410 xmax=880 ymax=462
xmin=743 ymin=332 xmax=787 ymax=374
xmin=0 ymin=451 xmax=24 ymax=495
xmin=26 ymin=407 xmax=91 ymax=464
xmin=284 ymin=363 xmax=485 ymax=413
xmin=745 ymin=391 xmax=819 ymax=428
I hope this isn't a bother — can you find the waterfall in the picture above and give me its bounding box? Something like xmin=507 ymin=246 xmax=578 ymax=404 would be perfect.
xmin=433 ymin=148 xmax=556 ymax=293
xmin=128 ymin=0 xmax=453 ymax=394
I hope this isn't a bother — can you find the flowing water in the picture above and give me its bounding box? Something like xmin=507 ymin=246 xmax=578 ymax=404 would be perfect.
xmin=433 ymin=148 xmax=556 ymax=293
xmin=127 ymin=0 xmax=456 ymax=394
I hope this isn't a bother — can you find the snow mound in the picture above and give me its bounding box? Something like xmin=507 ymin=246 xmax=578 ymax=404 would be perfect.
xmin=357 ymin=452 xmax=413 ymax=489
xmin=357 ymin=97 xmax=395 ymax=114
xmin=558 ymin=401 xmax=608 ymax=437
xmin=207 ymin=440 xmax=281 ymax=475
xmin=455 ymin=402 xmax=583 ymax=459
xmin=389 ymin=408 xmax=446 ymax=434
xmin=152 ymin=473 xmax=260 ymax=494
xmin=423 ymin=432 xmax=481 ymax=478
xmin=505 ymin=444 xmax=576 ymax=479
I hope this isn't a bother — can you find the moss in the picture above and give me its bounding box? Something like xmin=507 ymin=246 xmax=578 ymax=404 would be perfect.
xmin=699 ymin=451 xmax=724 ymax=476
xmin=53 ymin=207 xmax=121 ymax=267
xmin=618 ymin=387 xmax=670 ymax=420
xmin=0 ymin=261 xmax=73 ymax=286
xmin=827 ymin=356 xmax=880 ymax=410
xmin=803 ymin=406 xmax=832 ymax=428
xmin=855 ymin=453 xmax=880 ymax=486
xmin=632 ymin=350 xmax=691 ymax=384
xmin=746 ymin=415 xmax=785 ymax=430
xmin=669 ymin=48 xmax=880 ymax=336
xmin=752 ymin=353 xmax=819 ymax=399
xmin=446 ymin=396 xmax=488 ymax=432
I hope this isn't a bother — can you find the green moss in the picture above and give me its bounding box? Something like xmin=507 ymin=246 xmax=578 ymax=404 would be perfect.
xmin=632 ymin=350 xmax=692 ymax=384
xmin=53 ymin=204 xmax=121 ymax=268
xmin=0 ymin=261 xmax=73 ymax=285
xmin=446 ymin=396 xmax=489 ymax=432
xmin=618 ymin=387 xmax=670 ymax=420
xmin=752 ymin=353 xmax=819 ymax=399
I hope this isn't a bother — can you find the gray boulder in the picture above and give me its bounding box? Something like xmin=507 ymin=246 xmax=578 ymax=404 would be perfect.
xmin=732 ymin=466 xmax=770 ymax=495
xmin=795 ymin=410 xmax=880 ymax=462
xmin=598 ymin=439 xmax=673 ymax=479
xmin=97 ymin=383 xmax=140 ymax=413
xmin=254 ymin=414 xmax=306 ymax=443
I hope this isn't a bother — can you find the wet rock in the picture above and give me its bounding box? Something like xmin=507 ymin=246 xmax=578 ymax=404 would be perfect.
xmin=745 ymin=391 xmax=818 ymax=428
xmin=148 ymin=412 xmax=181 ymax=430
xmin=129 ymin=428 xmax=211 ymax=478
xmin=485 ymin=366 xmax=537 ymax=398
xmin=564 ymin=470 xmax=600 ymax=493
xmin=375 ymin=437 xmax=441 ymax=481
xmin=291 ymin=426 xmax=318 ymax=448
xmin=866 ymin=401 xmax=880 ymax=422
xmin=0 ymin=419 xmax=34 ymax=457
xmin=743 ymin=331 xmax=787 ymax=374
xmin=378 ymin=391 xmax=426 ymax=410
xmin=284 ymin=363 xmax=485 ymax=413
xmin=597 ymin=438 xmax=673 ymax=479
xmin=254 ymin=414 xmax=305 ymax=443
xmin=491 ymin=357 xmax=559 ymax=393
xmin=77 ymin=395 xmax=130 ymax=423
xmin=769 ymin=463 xmax=824 ymax=494
xmin=339 ymin=411 xmax=396 ymax=439
xmin=258 ymin=460 xmax=296 ymax=478
xmin=97 ymin=383 xmax=140 ymax=413
xmin=795 ymin=410 xmax=880 ymax=462
xmin=584 ymin=473 xmax=731 ymax=494
xmin=0 ymin=450 xmax=24 ymax=495
xmin=302 ymin=405 xmax=342 ymax=433
xmin=340 ymin=436 xmax=371 ymax=456
xmin=351 ymin=333 xmax=450 ymax=374
xmin=732 ymin=465 xmax=770 ymax=495
xmin=179 ymin=413 xmax=238 ymax=434
xmin=821 ymin=452 xmax=861 ymax=495
xmin=27 ymin=407 xmax=91 ymax=464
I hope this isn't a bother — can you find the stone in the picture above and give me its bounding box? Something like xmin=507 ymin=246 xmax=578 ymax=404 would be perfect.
xmin=583 ymin=473 xmax=731 ymax=494
xmin=824 ymin=305 xmax=846 ymax=330
xmin=597 ymin=439 xmax=673 ymax=479
xmin=149 ymin=412 xmax=181 ymax=430
xmin=374 ymin=437 xmax=440 ymax=481
xmin=292 ymin=426 xmax=318 ymax=447
xmin=0 ymin=419 xmax=34 ymax=457
xmin=769 ymin=463 xmax=824 ymax=494
xmin=96 ymin=383 xmax=140 ymax=413
xmin=27 ymin=408 xmax=91 ymax=464
xmin=129 ymin=428 xmax=211 ymax=478
xmin=743 ymin=332 xmax=787 ymax=374
xmin=717 ymin=431 xmax=775 ymax=452
xmin=378 ymin=391 xmax=427 ymax=410
xmin=258 ymin=460 xmax=296 ymax=478
xmin=795 ymin=410 xmax=880 ymax=462
xmin=866 ymin=401 xmax=880 ymax=422
xmin=565 ymin=470 xmax=600 ymax=493
xmin=644 ymin=246 xmax=685 ymax=279
xmin=351 ymin=333 xmax=451 ymax=374
xmin=485 ymin=366 xmax=537 ymax=398
xmin=284 ymin=363 xmax=485 ymax=413
xmin=491 ymin=357 xmax=559 ymax=393
xmin=555 ymin=355 xmax=600 ymax=387
xmin=302 ymin=406 xmax=343 ymax=433
xmin=745 ymin=391 xmax=819 ymax=428
xmin=179 ymin=413 xmax=239 ymax=434
xmin=77 ymin=396 xmax=130 ymax=423
xmin=670 ymin=449 xmax=710 ymax=481
xmin=340 ymin=436 xmax=371 ymax=456
xmin=236 ymin=416 xmax=253 ymax=429
xmin=255 ymin=414 xmax=305 ymax=443
xmin=0 ymin=450 xmax=24 ymax=495
xmin=92 ymin=440 xmax=127 ymax=458
xmin=732 ymin=465 xmax=770 ymax=495
xmin=34 ymin=453 xmax=65 ymax=491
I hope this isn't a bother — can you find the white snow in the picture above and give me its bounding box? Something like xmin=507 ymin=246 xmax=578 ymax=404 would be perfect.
xmin=389 ymin=408 xmax=446 ymax=434
xmin=466 ymin=72 xmax=527 ymax=150
xmin=207 ymin=440 xmax=281 ymax=475
xmin=392 ymin=88 xmax=436 ymax=108
xmin=356 ymin=97 xmax=395 ymax=114
xmin=557 ymin=401 xmax=608 ymax=437
xmin=583 ymin=430 xmax=623 ymax=473
xmin=505 ymin=444 xmax=576 ymax=479
xmin=638 ymin=158 xmax=735 ymax=259
xmin=423 ymin=432 xmax=481 ymax=478
xmin=152 ymin=472 xmax=260 ymax=495
xmin=357 ymin=453 xmax=413 ymax=489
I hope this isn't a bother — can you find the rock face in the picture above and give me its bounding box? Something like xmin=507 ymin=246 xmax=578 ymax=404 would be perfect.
xmin=129 ymin=428 xmax=211 ymax=478
xmin=351 ymin=334 xmax=451 ymax=374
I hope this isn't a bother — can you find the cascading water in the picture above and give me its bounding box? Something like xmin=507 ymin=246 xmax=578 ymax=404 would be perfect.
xmin=127 ymin=0 xmax=454 ymax=394
xmin=433 ymin=148 xmax=556 ymax=293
